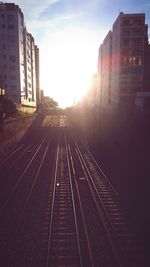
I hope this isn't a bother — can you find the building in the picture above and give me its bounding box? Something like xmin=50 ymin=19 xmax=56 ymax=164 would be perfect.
xmin=21 ymin=29 xmax=37 ymax=111
xmin=85 ymin=74 xmax=98 ymax=110
xmin=35 ymin=45 xmax=40 ymax=108
xmin=98 ymin=12 xmax=149 ymax=113
xmin=0 ymin=2 xmax=40 ymax=112
xmin=98 ymin=31 xmax=112 ymax=112
xmin=135 ymin=92 xmax=150 ymax=114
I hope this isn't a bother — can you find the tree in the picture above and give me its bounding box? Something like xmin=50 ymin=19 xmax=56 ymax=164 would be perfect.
xmin=0 ymin=95 xmax=17 ymax=117
xmin=48 ymin=99 xmax=59 ymax=109
xmin=43 ymin=97 xmax=59 ymax=109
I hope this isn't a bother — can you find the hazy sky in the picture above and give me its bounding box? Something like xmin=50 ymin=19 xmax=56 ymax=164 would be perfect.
xmin=5 ymin=0 xmax=150 ymax=107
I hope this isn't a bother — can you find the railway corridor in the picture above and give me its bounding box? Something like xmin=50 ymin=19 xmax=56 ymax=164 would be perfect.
xmin=0 ymin=115 xmax=148 ymax=267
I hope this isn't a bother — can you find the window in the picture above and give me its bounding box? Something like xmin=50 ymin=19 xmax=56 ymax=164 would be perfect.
xmin=8 ymin=24 xmax=15 ymax=30
xmin=132 ymin=29 xmax=143 ymax=36
xmin=3 ymin=54 xmax=6 ymax=59
xmin=138 ymin=58 xmax=142 ymax=66
xmin=122 ymin=57 xmax=128 ymax=65
xmin=123 ymin=30 xmax=130 ymax=36
xmin=123 ymin=39 xmax=130 ymax=46
xmin=11 ymin=85 xmax=17 ymax=90
xmin=2 ymin=24 xmax=5 ymax=29
xmin=133 ymin=19 xmax=144 ymax=26
xmin=2 ymin=44 xmax=6 ymax=49
xmin=123 ymin=19 xmax=130 ymax=26
xmin=1 ymin=14 xmax=5 ymax=19
xmin=9 ymin=55 xmax=16 ymax=62
xmin=9 ymin=66 xmax=16 ymax=70
xmin=133 ymin=49 xmax=142 ymax=56
xmin=8 ymin=35 xmax=16 ymax=43
xmin=9 ymin=44 xmax=15 ymax=49
xmin=10 ymin=75 xmax=17 ymax=80
xmin=8 ymin=14 xmax=14 ymax=21
xmin=122 ymin=49 xmax=129 ymax=56
xmin=122 ymin=56 xmax=142 ymax=67
xmin=3 ymin=75 xmax=7 ymax=80
xmin=132 ymin=38 xmax=143 ymax=46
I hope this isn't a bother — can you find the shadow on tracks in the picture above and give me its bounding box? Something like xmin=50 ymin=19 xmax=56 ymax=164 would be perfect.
xmin=19 ymin=114 xmax=45 ymax=145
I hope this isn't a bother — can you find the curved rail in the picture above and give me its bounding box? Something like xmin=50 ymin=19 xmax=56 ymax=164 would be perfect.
xmin=72 ymin=135 xmax=146 ymax=267
xmin=74 ymin=139 xmax=124 ymax=266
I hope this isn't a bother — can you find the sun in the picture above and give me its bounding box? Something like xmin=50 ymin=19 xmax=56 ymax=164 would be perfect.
xmin=40 ymin=29 xmax=98 ymax=108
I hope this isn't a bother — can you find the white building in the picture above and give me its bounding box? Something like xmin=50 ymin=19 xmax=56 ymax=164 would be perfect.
xmin=35 ymin=45 xmax=40 ymax=108
xmin=0 ymin=2 xmax=39 ymax=112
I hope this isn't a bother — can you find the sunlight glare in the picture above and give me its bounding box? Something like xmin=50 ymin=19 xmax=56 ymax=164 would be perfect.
xmin=40 ymin=30 xmax=98 ymax=108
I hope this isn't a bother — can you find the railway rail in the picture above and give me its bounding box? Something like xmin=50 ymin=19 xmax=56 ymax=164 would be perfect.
xmin=68 ymin=135 xmax=146 ymax=267
xmin=0 ymin=114 xmax=149 ymax=267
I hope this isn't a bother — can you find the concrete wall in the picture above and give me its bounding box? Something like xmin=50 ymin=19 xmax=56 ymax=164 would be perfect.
xmin=0 ymin=115 xmax=36 ymax=155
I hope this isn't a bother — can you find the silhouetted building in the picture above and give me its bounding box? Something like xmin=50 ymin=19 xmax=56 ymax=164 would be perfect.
xmin=35 ymin=45 xmax=40 ymax=109
xmin=86 ymin=74 xmax=98 ymax=109
xmin=143 ymin=43 xmax=150 ymax=91
xmin=98 ymin=31 xmax=112 ymax=112
xmin=98 ymin=12 xmax=149 ymax=113
xmin=0 ymin=2 xmax=40 ymax=112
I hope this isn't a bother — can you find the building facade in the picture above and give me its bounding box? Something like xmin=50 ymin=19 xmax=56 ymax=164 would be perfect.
xmin=35 ymin=45 xmax=40 ymax=108
xmin=0 ymin=2 xmax=40 ymax=112
xmin=98 ymin=12 xmax=149 ymax=113
xmin=98 ymin=31 xmax=113 ymax=112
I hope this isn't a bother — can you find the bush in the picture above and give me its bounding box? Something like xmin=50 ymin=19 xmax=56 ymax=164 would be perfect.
xmin=0 ymin=95 xmax=17 ymax=117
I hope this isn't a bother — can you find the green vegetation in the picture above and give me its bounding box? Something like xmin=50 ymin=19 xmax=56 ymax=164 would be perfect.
xmin=43 ymin=97 xmax=59 ymax=110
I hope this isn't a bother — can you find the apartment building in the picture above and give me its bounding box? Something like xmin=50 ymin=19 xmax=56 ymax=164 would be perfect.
xmin=98 ymin=12 xmax=149 ymax=113
xmin=21 ymin=29 xmax=37 ymax=110
xmin=98 ymin=31 xmax=112 ymax=112
xmin=0 ymin=2 xmax=40 ymax=112
xmin=35 ymin=45 xmax=40 ymax=108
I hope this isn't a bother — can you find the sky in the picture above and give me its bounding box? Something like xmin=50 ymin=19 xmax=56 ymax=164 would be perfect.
xmin=5 ymin=0 xmax=150 ymax=107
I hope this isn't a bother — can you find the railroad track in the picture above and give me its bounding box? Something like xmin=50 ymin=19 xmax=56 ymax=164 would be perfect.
xmin=0 ymin=115 xmax=149 ymax=267
xmin=68 ymin=131 xmax=148 ymax=267
xmin=0 ymin=116 xmax=57 ymax=265
xmin=67 ymin=134 xmax=121 ymax=267
xmin=46 ymin=132 xmax=83 ymax=267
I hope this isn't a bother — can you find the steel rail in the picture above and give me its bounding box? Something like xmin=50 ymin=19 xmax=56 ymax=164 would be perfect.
xmin=0 ymin=144 xmax=32 ymax=173
xmin=16 ymin=142 xmax=49 ymax=226
xmin=0 ymin=137 xmax=46 ymax=215
xmin=74 ymin=137 xmax=146 ymax=267
xmin=0 ymin=133 xmax=58 ymax=267
xmin=66 ymin=141 xmax=95 ymax=267
xmin=74 ymin=139 xmax=124 ymax=267
xmin=46 ymin=135 xmax=60 ymax=267
xmin=77 ymin=136 xmax=120 ymax=197
xmin=65 ymin=135 xmax=83 ymax=267
xmin=0 ymin=144 xmax=24 ymax=167
xmin=8 ymin=142 xmax=50 ymax=248
xmin=46 ymin=131 xmax=85 ymax=267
